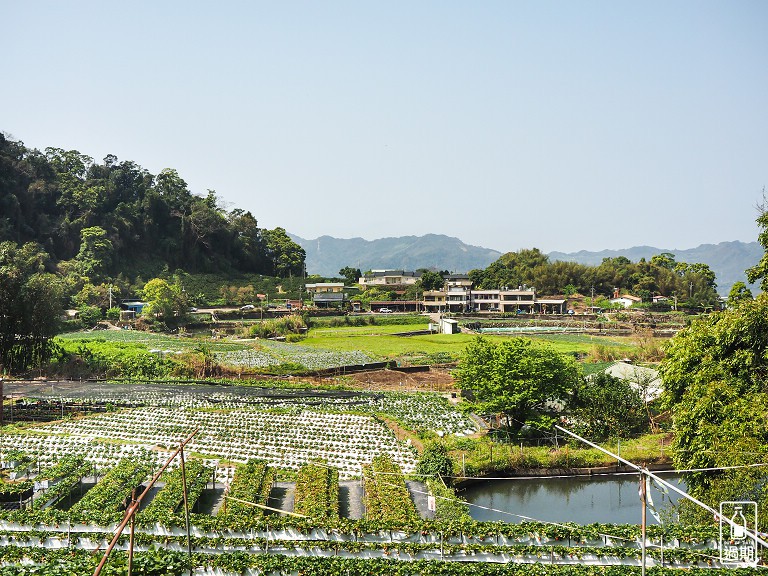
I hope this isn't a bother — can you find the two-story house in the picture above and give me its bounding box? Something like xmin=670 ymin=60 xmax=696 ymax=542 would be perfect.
xmin=305 ymin=282 xmax=347 ymax=308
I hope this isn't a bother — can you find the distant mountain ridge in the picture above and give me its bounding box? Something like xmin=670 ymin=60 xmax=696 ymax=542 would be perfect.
xmin=292 ymin=233 xmax=761 ymax=295
xmin=290 ymin=233 xmax=503 ymax=277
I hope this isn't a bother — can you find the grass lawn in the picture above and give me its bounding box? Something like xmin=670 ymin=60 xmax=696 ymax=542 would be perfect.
xmin=308 ymin=323 xmax=431 ymax=336
xmin=56 ymin=320 xmax=640 ymax=370
xmin=444 ymin=432 xmax=673 ymax=476
xmin=302 ymin=324 xmax=637 ymax=363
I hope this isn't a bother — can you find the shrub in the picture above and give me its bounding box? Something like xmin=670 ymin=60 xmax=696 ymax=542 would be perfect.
xmin=105 ymin=307 xmax=122 ymax=321
xmin=77 ymin=305 xmax=102 ymax=327
xmin=247 ymin=315 xmax=306 ymax=339
xmin=416 ymin=442 xmax=454 ymax=479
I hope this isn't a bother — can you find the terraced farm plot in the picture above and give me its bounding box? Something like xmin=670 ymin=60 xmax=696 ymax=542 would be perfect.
xmin=56 ymin=330 xmax=379 ymax=371
xmin=0 ymin=382 xmax=477 ymax=480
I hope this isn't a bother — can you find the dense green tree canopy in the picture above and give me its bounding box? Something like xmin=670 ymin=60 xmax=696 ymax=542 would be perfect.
xmin=454 ymin=336 xmax=579 ymax=434
xmin=0 ymin=133 xmax=304 ymax=279
xmin=0 ymin=241 xmax=63 ymax=373
xmin=726 ymin=281 xmax=753 ymax=307
xmin=74 ymin=226 xmax=113 ymax=280
xmin=141 ymin=278 xmax=186 ymax=319
xmin=660 ymin=293 xmax=768 ymax=520
xmin=417 ymin=270 xmax=445 ymax=291
xmin=263 ymin=227 xmax=306 ymax=277
xmin=747 ymin=194 xmax=768 ymax=291
xmin=467 ymin=248 xmax=719 ymax=307
xmin=570 ymin=372 xmax=648 ymax=441
xmin=660 ymin=293 xmax=768 ymax=405
xmin=338 ymin=266 xmax=362 ymax=286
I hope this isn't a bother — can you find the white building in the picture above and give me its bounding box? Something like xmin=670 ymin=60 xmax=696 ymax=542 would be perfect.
xmin=610 ymin=294 xmax=643 ymax=308
xmin=358 ymin=270 xmax=421 ymax=288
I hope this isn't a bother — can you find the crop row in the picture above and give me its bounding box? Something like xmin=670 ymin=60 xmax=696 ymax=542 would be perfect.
xmin=363 ymin=455 xmax=421 ymax=525
xmin=216 ymin=339 xmax=375 ymax=370
xmin=56 ymin=331 xmax=378 ymax=373
xmin=293 ymin=462 xmax=339 ymax=521
xmin=21 ymin=382 xmax=476 ymax=436
xmin=141 ymin=459 xmax=211 ymax=523
xmin=221 ymin=459 xmax=275 ymax=520
xmin=70 ymin=458 xmax=152 ymax=522
xmin=20 ymin=406 xmax=417 ymax=479
xmin=0 ymin=547 xmax=747 ymax=575
xmin=31 ymin=456 xmax=91 ymax=511
xmin=0 ymin=533 xmax=732 ymax=570
xmin=0 ymin=456 xmax=83 ymax=498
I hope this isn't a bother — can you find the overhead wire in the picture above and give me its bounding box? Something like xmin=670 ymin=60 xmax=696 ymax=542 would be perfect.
xmin=369 ymin=471 xmax=763 ymax=568
xmin=283 ymin=457 xmax=765 ymax=566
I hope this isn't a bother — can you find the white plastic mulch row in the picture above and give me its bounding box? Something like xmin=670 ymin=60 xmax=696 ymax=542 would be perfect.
xmin=1 ymin=407 xmax=417 ymax=480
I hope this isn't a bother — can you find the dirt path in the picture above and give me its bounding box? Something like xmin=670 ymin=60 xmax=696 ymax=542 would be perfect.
xmin=407 ymin=480 xmax=435 ymax=520
xmin=268 ymin=481 xmax=295 ymax=517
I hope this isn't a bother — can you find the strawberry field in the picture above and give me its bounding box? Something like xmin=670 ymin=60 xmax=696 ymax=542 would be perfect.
xmin=0 ymin=381 xmax=755 ymax=572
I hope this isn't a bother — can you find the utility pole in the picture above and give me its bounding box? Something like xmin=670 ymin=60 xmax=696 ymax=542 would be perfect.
xmin=640 ymin=474 xmax=647 ymax=576
xmin=93 ymin=428 xmax=199 ymax=576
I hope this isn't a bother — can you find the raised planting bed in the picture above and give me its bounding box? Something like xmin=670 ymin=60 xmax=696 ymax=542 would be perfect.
xmin=362 ymin=455 xmax=421 ymax=526
xmin=220 ymin=459 xmax=275 ymax=520
xmin=140 ymin=459 xmax=212 ymax=523
xmin=293 ymin=462 xmax=339 ymax=521
xmin=69 ymin=458 xmax=152 ymax=522
xmin=31 ymin=456 xmax=91 ymax=510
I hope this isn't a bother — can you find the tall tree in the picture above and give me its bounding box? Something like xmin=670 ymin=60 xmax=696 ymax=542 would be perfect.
xmin=142 ymin=278 xmax=184 ymax=319
xmin=660 ymin=293 xmax=768 ymax=519
xmin=747 ymin=193 xmax=768 ymax=291
xmin=571 ymin=373 xmax=648 ymax=441
xmin=727 ymin=281 xmax=753 ymax=307
xmin=229 ymin=209 xmax=265 ymax=272
xmin=454 ymin=337 xmax=579 ymax=434
xmin=417 ymin=270 xmax=444 ymax=291
xmin=74 ymin=226 xmax=113 ymax=280
xmin=0 ymin=241 xmax=63 ymax=373
xmin=338 ymin=266 xmax=362 ymax=286
xmin=263 ymin=227 xmax=306 ymax=277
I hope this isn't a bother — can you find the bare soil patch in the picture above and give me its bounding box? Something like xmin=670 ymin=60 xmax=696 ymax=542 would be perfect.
xmin=344 ymin=368 xmax=456 ymax=393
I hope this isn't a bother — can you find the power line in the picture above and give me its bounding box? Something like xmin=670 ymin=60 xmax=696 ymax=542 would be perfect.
xmin=439 ymin=461 xmax=768 ymax=482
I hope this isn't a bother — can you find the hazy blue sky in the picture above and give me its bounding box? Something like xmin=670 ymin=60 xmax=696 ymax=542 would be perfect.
xmin=4 ymin=1 xmax=767 ymax=253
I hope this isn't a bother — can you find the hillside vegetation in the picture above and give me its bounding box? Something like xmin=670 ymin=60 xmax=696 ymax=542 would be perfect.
xmin=0 ymin=133 xmax=304 ymax=279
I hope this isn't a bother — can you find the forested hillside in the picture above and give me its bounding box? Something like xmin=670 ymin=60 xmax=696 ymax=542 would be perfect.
xmin=0 ymin=133 xmax=305 ymax=279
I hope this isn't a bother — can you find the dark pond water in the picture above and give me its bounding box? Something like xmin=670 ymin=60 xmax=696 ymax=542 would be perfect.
xmin=458 ymin=473 xmax=685 ymax=525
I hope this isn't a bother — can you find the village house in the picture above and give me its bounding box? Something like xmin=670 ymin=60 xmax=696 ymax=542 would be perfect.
xmin=304 ymin=282 xmax=348 ymax=308
xmin=358 ymin=270 xmax=421 ymax=290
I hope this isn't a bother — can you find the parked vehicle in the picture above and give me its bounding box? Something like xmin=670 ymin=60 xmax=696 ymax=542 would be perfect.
xmin=240 ymin=304 xmax=255 ymax=311
xmin=378 ymin=308 xmax=393 ymax=313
